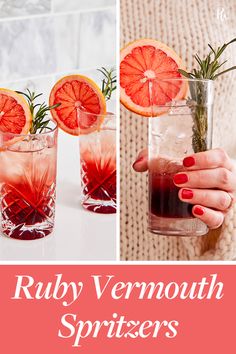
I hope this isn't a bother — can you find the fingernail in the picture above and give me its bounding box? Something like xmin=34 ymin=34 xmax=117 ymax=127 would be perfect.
xmin=181 ymin=189 xmax=193 ymax=199
xmin=132 ymin=156 xmax=143 ymax=168
xmin=183 ymin=156 xmax=195 ymax=167
xmin=194 ymin=206 xmax=204 ymax=216
xmin=173 ymin=173 xmax=188 ymax=184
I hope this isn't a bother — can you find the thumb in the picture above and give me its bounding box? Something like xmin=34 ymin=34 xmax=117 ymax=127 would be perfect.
xmin=132 ymin=149 xmax=148 ymax=172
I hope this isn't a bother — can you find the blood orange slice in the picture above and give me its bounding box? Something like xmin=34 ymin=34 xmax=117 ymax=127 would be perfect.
xmin=0 ymin=88 xmax=32 ymax=136
xmin=49 ymin=75 xmax=106 ymax=135
xmin=120 ymin=38 xmax=187 ymax=117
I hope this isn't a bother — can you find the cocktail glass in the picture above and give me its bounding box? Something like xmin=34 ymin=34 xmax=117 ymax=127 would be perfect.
xmin=148 ymin=78 xmax=214 ymax=236
xmin=0 ymin=120 xmax=58 ymax=240
xmin=78 ymin=111 xmax=116 ymax=214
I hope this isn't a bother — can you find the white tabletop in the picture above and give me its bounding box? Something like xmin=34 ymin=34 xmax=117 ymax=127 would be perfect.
xmin=0 ymin=131 xmax=117 ymax=261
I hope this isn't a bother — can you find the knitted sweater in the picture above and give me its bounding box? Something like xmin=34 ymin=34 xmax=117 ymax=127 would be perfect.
xmin=120 ymin=0 xmax=236 ymax=260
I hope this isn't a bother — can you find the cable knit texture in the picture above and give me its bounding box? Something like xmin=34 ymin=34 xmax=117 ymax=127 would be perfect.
xmin=120 ymin=0 xmax=236 ymax=260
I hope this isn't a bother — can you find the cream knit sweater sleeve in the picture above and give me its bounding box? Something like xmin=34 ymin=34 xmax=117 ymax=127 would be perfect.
xmin=120 ymin=0 xmax=236 ymax=261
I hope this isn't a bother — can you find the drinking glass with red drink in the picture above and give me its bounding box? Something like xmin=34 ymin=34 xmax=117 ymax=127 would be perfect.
xmin=79 ymin=111 xmax=116 ymax=214
xmin=0 ymin=121 xmax=58 ymax=240
xmin=148 ymin=78 xmax=214 ymax=236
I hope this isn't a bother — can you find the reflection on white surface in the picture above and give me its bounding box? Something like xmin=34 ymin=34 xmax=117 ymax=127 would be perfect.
xmin=0 ymin=231 xmax=56 ymax=260
xmin=0 ymin=200 xmax=116 ymax=261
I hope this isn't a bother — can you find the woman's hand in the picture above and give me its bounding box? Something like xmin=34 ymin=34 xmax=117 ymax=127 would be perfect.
xmin=133 ymin=148 xmax=236 ymax=229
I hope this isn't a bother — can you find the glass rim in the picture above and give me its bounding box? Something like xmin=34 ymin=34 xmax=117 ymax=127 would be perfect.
xmin=0 ymin=119 xmax=58 ymax=138
xmin=152 ymin=77 xmax=213 ymax=84
xmin=77 ymin=108 xmax=116 ymax=119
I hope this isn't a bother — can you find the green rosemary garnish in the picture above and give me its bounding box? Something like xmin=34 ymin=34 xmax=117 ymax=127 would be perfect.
xmin=98 ymin=67 xmax=117 ymax=101
xmin=179 ymin=38 xmax=236 ymax=152
xmin=16 ymin=89 xmax=60 ymax=134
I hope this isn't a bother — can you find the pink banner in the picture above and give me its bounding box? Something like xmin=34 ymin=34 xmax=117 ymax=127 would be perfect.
xmin=0 ymin=265 xmax=234 ymax=353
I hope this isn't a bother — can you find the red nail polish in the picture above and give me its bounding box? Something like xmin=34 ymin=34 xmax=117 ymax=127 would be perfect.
xmin=173 ymin=173 xmax=188 ymax=184
xmin=194 ymin=206 xmax=204 ymax=216
xmin=183 ymin=156 xmax=195 ymax=167
xmin=181 ymin=189 xmax=193 ymax=199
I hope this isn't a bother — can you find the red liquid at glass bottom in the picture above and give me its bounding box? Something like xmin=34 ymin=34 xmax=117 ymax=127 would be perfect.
xmin=81 ymin=159 xmax=116 ymax=214
xmin=150 ymin=173 xmax=192 ymax=218
xmin=1 ymin=183 xmax=55 ymax=240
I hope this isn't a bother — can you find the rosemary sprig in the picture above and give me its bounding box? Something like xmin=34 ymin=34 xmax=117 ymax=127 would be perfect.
xmin=179 ymin=38 xmax=236 ymax=80
xmin=178 ymin=38 xmax=236 ymax=152
xmin=16 ymin=89 xmax=60 ymax=134
xmin=98 ymin=67 xmax=117 ymax=101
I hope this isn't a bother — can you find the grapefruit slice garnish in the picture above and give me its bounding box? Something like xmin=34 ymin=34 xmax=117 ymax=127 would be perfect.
xmin=0 ymin=88 xmax=32 ymax=146
xmin=49 ymin=75 xmax=106 ymax=135
xmin=120 ymin=38 xmax=187 ymax=117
